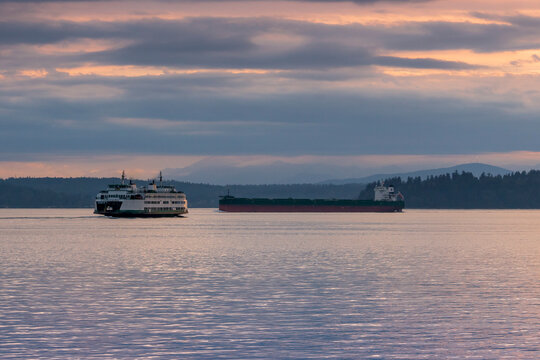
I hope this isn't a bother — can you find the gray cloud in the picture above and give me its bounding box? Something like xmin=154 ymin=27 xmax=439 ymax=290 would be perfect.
xmin=300 ymin=0 xmax=430 ymax=2
xmin=2 ymin=10 xmax=539 ymax=161
xmin=0 ymin=21 xmax=115 ymax=45
xmin=2 ymin=14 xmax=539 ymax=73
xmin=1 ymin=72 xmax=538 ymax=158
xmin=176 ymin=0 xmax=433 ymax=3
xmin=374 ymin=22 xmax=526 ymax=53
xmin=0 ymin=17 xmax=484 ymax=71
xmin=85 ymin=37 xmax=474 ymax=70
xmin=0 ymin=0 xmax=432 ymax=3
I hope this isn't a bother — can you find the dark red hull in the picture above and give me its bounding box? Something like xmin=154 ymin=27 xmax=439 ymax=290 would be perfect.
xmin=219 ymin=196 xmax=404 ymax=212
xmin=219 ymin=204 xmax=403 ymax=212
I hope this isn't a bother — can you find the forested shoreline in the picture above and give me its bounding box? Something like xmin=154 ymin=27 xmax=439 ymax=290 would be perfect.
xmin=1 ymin=170 xmax=540 ymax=208
xmin=359 ymin=170 xmax=540 ymax=208
xmin=0 ymin=178 xmax=363 ymax=208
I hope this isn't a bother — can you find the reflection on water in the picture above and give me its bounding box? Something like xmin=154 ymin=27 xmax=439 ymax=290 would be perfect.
xmin=0 ymin=209 xmax=539 ymax=359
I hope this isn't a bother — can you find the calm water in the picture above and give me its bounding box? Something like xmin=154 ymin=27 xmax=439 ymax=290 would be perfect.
xmin=0 ymin=209 xmax=539 ymax=359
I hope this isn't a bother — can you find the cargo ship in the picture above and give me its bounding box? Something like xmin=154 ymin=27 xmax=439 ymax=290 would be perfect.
xmin=94 ymin=171 xmax=188 ymax=217
xmin=219 ymin=182 xmax=404 ymax=212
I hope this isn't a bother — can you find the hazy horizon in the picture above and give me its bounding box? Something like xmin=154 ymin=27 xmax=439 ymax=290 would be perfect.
xmin=0 ymin=161 xmax=530 ymax=186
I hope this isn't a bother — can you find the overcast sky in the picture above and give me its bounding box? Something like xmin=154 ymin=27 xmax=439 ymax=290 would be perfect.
xmin=2 ymin=0 xmax=540 ymax=178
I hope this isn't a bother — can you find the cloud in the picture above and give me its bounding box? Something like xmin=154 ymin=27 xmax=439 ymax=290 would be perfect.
xmin=374 ymin=56 xmax=477 ymax=69
xmin=0 ymin=0 xmax=432 ymax=3
xmin=2 ymin=3 xmax=540 ymax=172
xmin=181 ymin=0 xmax=433 ymax=3
xmin=298 ymin=0 xmax=431 ymax=2
xmin=0 ymin=17 xmax=483 ymax=71
xmin=375 ymin=22 xmax=528 ymax=53
xmin=87 ymin=37 xmax=475 ymax=70
xmin=1 ymin=71 xmax=539 ymax=158
xmin=4 ymin=14 xmax=540 ymax=76
xmin=510 ymin=54 xmax=540 ymax=67
xmin=0 ymin=20 xmax=119 ymax=45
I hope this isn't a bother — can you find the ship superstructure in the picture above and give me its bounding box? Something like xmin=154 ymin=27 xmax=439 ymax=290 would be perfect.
xmin=374 ymin=182 xmax=403 ymax=201
xmin=219 ymin=182 xmax=404 ymax=212
xmin=94 ymin=171 xmax=188 ymax=217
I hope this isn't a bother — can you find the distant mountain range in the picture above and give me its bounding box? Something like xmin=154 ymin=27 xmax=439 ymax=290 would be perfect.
xmin=163 ymin=158 xmax=399 ymax=185
xmin=163 ymin=160 xmax=343 ymax=185
xmin=318 ymin=163 xmax=512 ymax=185
xmin=163 ymin=160 xmax=513 ymax=185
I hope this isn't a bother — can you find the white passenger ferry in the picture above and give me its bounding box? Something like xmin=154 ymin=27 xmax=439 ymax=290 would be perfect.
xmin=94 ymin=171 xmax=188 ymax=217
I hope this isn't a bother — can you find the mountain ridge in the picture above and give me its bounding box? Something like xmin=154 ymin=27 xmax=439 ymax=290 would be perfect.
xmin=319 ymin=163 xmax=512 ymax=185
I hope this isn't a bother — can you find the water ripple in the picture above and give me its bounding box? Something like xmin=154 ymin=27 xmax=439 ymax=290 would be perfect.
xmin=0 ymin=209 xmax=539 ymax=359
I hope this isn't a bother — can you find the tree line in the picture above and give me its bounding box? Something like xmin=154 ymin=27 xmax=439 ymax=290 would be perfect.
xmin=359 ymin=170 xmax=540 ymax=208
xmin=2 ymin=170 xmax=540 ymax=208
xmin=0 ymin=177 xmax=363 ymax=208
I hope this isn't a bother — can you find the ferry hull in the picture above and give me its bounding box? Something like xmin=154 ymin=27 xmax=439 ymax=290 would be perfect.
xmin=94 ymin=201 xmax=188 ymax=217
xmin=94 ymin=210 xmax=187 ymax=218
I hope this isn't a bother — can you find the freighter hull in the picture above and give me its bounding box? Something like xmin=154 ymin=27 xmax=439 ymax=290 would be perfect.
xmin=219 ymin=197 xmax=404 ymax=213
xmin=219 ymin=204 xmax=402 ymax=212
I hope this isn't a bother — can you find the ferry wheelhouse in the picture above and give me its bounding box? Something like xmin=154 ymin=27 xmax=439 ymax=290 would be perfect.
xmin=94 ymin=171 xmax=188 ymax=217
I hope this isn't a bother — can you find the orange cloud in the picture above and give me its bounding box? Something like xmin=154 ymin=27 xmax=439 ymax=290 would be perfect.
xmin=55 ymin=65 xmax=273 ymax=77
xmin=384 ymin=49 xmax=540 ymax=75
xmin=18 ymin=69 xmax=48 ymax=78
xmin=36 ymin=39 xmax=124 ymax=55
xmin=0 ymin=155 xmax=205 ymax=179
xmin=5 ymin=0 xmax=539 ymax=25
